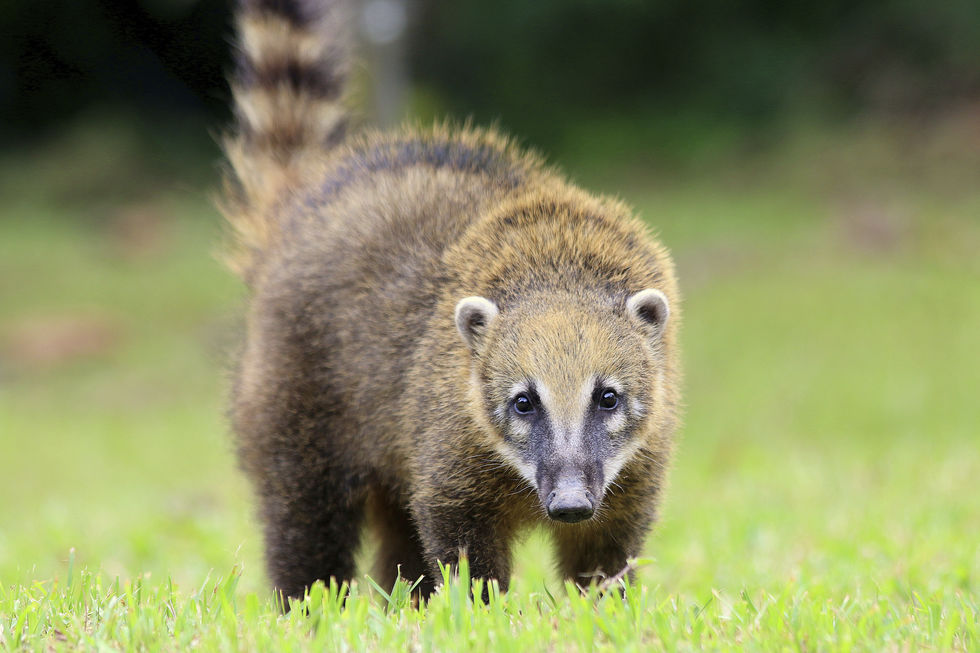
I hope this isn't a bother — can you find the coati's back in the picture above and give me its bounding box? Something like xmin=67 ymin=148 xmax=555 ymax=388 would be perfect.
xmin=223 ymin=0 xmax=680 ymax=601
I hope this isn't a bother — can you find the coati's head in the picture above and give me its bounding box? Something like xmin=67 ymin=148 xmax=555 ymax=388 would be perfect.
xmin=455 ymin=288 xmax=671 ymax=523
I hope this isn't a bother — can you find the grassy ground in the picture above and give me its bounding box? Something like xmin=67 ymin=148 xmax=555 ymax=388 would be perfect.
xmin=1 ymin=115 xmax=978 ymax=649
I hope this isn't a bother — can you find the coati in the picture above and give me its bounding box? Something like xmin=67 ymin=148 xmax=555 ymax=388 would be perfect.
xmin=223 ymin=0 xmax=681 ymax=601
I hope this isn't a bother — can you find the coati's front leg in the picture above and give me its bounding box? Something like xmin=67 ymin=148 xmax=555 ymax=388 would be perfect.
xmin=257 ymin=468 xmax=368 ymax=603
xmin=233 ymin=286 xmax=375 ymax=604
xmin=551 ymin=520 xmax=649 ymax=588
xmin=411 ymin=493 xmax=516 ymax=595
xmin=369 ymin=490 xmax=436 ymax=597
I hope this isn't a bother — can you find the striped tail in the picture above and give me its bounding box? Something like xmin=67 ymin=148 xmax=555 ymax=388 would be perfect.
xmin=221 ymin=0 xmax=351 ymax=279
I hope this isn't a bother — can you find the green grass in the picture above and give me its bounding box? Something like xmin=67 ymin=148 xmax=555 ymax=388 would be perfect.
xmin=5 ymin=556 xmax=976 ymax=650
xmin=1 ymin=118 xmax=978 ymax=649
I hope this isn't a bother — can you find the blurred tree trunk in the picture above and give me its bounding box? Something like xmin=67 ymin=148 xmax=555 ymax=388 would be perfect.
xmin=358 ymin=0 xmax=410 ymax=127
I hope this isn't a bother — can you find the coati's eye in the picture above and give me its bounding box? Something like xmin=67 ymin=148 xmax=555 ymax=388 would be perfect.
xmin=512 ymin=393 xmax=535 ymax=415
xmin=597 ymin=389 xmax=619 ymax=410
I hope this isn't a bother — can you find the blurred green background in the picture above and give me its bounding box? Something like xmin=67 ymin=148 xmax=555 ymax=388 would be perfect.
xmin=1 ymin=0 xmax=978 ymax=603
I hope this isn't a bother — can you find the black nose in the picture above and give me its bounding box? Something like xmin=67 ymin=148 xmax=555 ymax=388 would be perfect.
xmin=547 ymin=489 xmax=595 ymax=523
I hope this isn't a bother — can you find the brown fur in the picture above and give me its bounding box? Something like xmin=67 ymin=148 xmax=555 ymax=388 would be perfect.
xmin=222 ymin=0 xmax=681 ymax=602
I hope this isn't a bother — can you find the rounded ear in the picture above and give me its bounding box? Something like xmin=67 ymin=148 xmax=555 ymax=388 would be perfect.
xmin=455 ymin=296 xmax=499 ymax=349
xmin=626 ymin=288 xmax=670 ymax=337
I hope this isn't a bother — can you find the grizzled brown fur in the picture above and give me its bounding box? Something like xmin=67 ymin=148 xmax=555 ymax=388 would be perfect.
xmin=222 ymin=0 xmax=681 ymax=601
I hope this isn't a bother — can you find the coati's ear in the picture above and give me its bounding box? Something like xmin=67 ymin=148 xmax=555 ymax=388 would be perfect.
xmin=455 ymin=296 xmax=499 ymax=349
xmin=626 ymin=288 xmax=670 ymax=338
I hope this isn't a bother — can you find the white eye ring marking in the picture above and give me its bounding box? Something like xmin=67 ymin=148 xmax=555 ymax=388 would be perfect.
xmin=605 ymin=411 xmax=627 ymax=435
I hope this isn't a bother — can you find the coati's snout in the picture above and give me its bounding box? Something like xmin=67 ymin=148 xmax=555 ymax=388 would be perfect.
xmin=547 ymin=487 xmax=595 ymax=523
xmin=538 ymin=464 xmax=602 ymax=523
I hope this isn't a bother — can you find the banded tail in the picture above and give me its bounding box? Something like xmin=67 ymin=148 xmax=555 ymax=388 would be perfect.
xmin=222 ymin=0 xmax=351 ymax=278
